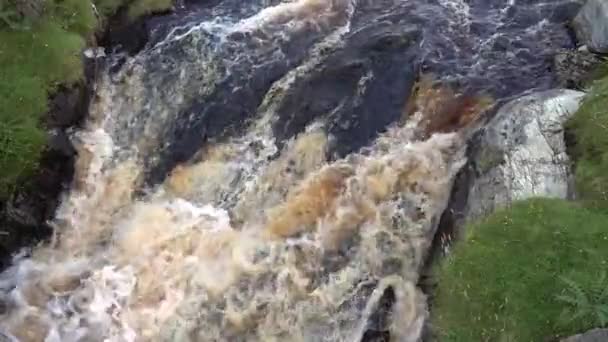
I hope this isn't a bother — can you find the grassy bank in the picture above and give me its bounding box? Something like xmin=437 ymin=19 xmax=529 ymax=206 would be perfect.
xmin=432 ymin=69 xmax=608 ymax=340
xmin=433 ymin=199 xmax=608 ymax=341
xmin=566 ymin=73 xmax=608 ymax=212
xmin=0 ymin=0 xmax=172 ymax=197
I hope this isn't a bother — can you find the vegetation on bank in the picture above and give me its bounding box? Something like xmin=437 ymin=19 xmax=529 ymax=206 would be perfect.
xmin=433 ymin=199 xmax=608 ymax=341
xmin=0 ymin=0 xmax=172 ymax=197
xmin=566 ymin=74 xmax=608 ymax=212
xmin=0 ymin=0 xmax=94 ymax=196
xmin=433 ymin=70 xmax=608 ymax=340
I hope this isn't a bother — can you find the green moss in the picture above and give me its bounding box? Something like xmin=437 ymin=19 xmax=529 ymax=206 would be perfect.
xmin=0 ymin=1 xmax=94 ymax=197
xmin=587 ymin=62 xmax=608 ymax=85
xmin=93 ymin=0 xmax=124 ymax=18
xmin=0 ymin=0 xmax=172 ymax=197
xmin=127 ymin=0 xmax=172 ymax=19
xmin=432 ymin=199 xmax=608 ymax=342
xmin=50 ymin=0 xmax=98 ymax=36
xmin=566 ymin=73 xmax=608 ymax=211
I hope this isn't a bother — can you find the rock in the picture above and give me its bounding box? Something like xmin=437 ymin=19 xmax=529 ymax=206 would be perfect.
xmin=573 ymin=0 xmax=608 ymax=53
xmin=463 ymin=89 xmax=585 ymax=222
xmin=47 ymin=129 xmax=76 ymax=157
xmin=562 ymin=328 xmax=608 ymax=342
xmin=0 ymin=51 xmax=94 ymax=269
xmin=14 ymin=0 xmax=45 ymax=22
xmin=97 ymin=5 xmax=156 ymax=55
xmin=545 ymin=1 xmax=584 ymax=24
xmin=46 ymin=85 xmax=88 ymax=128
xmin=554 ymin=48 xmax=605 ymax=89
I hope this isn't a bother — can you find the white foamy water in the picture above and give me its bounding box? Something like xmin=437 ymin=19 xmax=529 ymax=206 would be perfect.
xmin=0 ymin=126 xmax=467 ymax=341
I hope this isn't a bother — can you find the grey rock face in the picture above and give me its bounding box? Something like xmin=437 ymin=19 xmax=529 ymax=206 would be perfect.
xmin=554 ymin=48 xmax=605 ymax=89
xmin=464 ymin=89 xmax=585 ymax=222
xmin=562 ymin=328 xmax=608 ymax=342
xmin=573 ymin=0 xmax=608 ymax=53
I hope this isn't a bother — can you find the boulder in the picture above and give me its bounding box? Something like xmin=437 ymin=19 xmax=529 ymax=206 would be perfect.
xmin=463 ymin=89 xmax=585 ymax=222
xmin=46 ymin=85 xmax=88 ymax=128
xmin=554 ymin=48 xmax=604 ymax=89
xmin=573 ymin=0 xmax=608 ymax=53
xmin=14 ymin=0 xmax=45 ymax=20
xmin=562 ymin=328 xmax=608 ymax=342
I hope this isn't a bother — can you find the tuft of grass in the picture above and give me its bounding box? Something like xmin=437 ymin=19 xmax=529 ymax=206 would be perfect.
xmin=566 ymin=72 xmax=608 ymax=211
xmin=556 ymin=271 xmax=608 ymax=328
xmin=432 ymin=198 xmax=608 ymax=342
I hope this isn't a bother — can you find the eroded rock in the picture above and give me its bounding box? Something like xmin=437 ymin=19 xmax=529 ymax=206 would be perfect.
xmin=463 ymin=89 xmax=585 ymax=222
xmin=562 ymin=328 xmax=608 ymax=342
xmin=554 ymin=48 xmax=604 ymax=89
xmin=573 ymin=0 xmax=608 ymax=53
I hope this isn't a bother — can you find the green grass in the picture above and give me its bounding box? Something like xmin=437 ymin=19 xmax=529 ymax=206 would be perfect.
xmin=0 ymin=0 xmax=173 ymax=197
xmin=432 ymin=199 xmax=608 ymax=342
xmin=566 ymin=73 xmax=608 ymax=212
xmin=127 ymin=0 xmax=173 ymax=19
xmin=93 ymin=0 xmax=125 ymax=18
xmin=0 ymin=1 xmax=96 ymax=196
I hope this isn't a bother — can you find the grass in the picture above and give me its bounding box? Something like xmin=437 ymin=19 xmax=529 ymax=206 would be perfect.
xmin=127 ymin=0 xmax=173 ymax=19
xmin=432 ymin=198 xmax=608 ymax=342
xmin=0 ymin=0 xmax=173 ymax=197
xmin=93 ymin=0 xmax=125 ymax=18
xmin=0 ymin=0 xmax=96 ymax=196
xmin=566 ymin=73 xmax=608 ymax=212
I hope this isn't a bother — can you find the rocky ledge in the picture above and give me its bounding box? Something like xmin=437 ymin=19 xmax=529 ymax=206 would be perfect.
xmin=573 ymin=0 xmax=608 ymax=53
xmin=464 ymin=89 xmax=585 ymax=222
xmin=435 ymin=89 xmax=585 ymax=246
xmin=562 ymin=328 xmax=608 ymax=342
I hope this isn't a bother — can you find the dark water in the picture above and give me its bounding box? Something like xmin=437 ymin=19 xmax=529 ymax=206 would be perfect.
xmin=102 ymin=0 xmax=579 ymax=187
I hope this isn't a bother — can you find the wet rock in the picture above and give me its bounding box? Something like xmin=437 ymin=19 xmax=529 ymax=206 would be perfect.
xmin=101 ymin=17 xmax=149 ymax=55
xmin=97 ymin=5 xmax=163 ymax=55
xmin=562 ymin=328 xmax=608 ymax=342
xmin=545 ymin=1 xmax=584 ymax=24
xmin=554 ymin=48 xmax=605 ymax=89
xmin=0 ymin=53 xmax=95 ymax=268
xmin=573 ymin=0 xmax=608 ymax=53
xmin=0 ymin=142 xmax=74 ymax=267
xmin=272 ymin=23 xmax=421 ymax=159
xmin=47 ymin=129 xmax=76 ymax=157
xmin=463 ymin=89 xmax=585 ymax=222
xmin=46 ymin=85 xmax=88 ymax=128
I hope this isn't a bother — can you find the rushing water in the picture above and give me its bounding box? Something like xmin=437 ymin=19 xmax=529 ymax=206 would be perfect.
xmin=0 ymin=0 xmax=581 ymax=341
